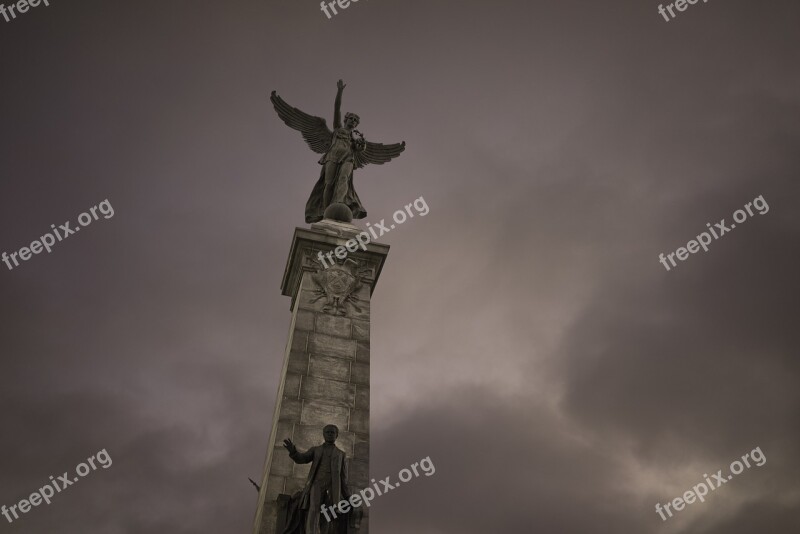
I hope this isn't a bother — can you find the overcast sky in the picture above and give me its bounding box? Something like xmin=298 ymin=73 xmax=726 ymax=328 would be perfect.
xmin=1 ymin=0 xmax=798 ymax=532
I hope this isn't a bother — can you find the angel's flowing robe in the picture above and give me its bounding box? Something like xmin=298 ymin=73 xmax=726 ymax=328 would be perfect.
xmin=305 ymin=127 xmax=367 ymax=223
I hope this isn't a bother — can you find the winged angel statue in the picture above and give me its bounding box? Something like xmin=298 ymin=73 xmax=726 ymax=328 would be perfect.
xmin=270 ymin=80 xmax=406 ymax=223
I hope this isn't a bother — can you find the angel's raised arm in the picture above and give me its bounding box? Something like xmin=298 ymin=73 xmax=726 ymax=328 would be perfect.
xmin=333 ymin=79 xmax=345 ymax=129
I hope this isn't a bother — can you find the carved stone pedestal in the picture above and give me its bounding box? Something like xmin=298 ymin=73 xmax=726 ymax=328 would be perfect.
xmin=252 ymin=219 xmax=389 ymax=534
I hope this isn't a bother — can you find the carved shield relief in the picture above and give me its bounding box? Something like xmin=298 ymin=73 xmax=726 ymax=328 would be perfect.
xmin=310 ymin=257 xmax=366 ymax=317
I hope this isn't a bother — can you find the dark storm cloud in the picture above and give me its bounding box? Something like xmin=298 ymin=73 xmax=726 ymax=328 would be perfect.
xmin=370 ymin=387 xmax=647 ymax=534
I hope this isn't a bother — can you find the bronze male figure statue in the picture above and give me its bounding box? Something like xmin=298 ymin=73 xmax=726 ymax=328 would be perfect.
xmin=270 ymin=80 xmax=406 ymax=223
xmin=282 ymin=425 xmax=350 ymax=534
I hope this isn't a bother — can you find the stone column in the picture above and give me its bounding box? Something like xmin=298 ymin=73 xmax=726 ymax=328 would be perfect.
xmin=253 ymin=219 xmax=388 ymax=534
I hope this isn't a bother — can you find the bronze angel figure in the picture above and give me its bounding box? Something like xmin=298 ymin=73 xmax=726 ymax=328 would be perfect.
xmin=270 ymin=79 xmax=406 ymax=223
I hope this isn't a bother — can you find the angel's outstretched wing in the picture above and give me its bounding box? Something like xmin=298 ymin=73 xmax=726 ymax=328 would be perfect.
xmin=270 ymin=91 xmax=333 ymax=154
xmin=352 ymin=140 xmax=406 ymax=170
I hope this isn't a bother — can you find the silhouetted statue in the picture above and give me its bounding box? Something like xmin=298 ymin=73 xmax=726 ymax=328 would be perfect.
xmin=279 ymin=425 xmax=350 ymax=534
xmin=270 ymin=80 xmax=406 ymax=223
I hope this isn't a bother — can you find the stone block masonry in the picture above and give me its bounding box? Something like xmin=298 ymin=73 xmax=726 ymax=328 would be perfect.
xmin=252 ymin=219 xmax=389 ymax=534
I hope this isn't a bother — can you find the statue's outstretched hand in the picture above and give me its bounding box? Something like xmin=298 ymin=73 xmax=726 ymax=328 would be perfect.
xmin=337 ymin=79 xmax=346 ymax=91
xmin=283 ymin=438 xmax=297 ymax=454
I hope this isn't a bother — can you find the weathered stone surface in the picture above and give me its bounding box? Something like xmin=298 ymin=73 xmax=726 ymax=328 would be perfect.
xmin=355 ymin=385 xmax=369 ymax=410
xmin=261 ymin=501 xmax=278 ymax=534
xmin=350 ymin=361 xmax=369 ymax=386
xmin=301 ymin=376 xmax=356 ymax=407
xmin=300 ymin=400 xmax=350 ymax=429
xmin=348 ymin=459 xmax=369 ymax=488
xmin=275 ymin=421 xmax=294 ymax=443
xmin=295 ymin=309 xmax=315 ymax=332
xmin=300 ymin=270 xmax=317 ymax=290
xmin=297 ymin=285 xmax=323 ymax=312
xmin=284 ymin=476 xmax=306 ymax=495
xmin=291 ymin=425 xmax=327 ymax=450
xmin=269 ymin=449 xmax=295 ymax=477
xmin=283 ymin=373 xmax=302 ymax=399
xmin=278 ymin=399 xmax=301 ymax=422
xmin=293 ymin=462 xmax=311 ymax=480
xmin=315 ymin=314 xmax=352 ymax=338
xmin=335 ymin=431 xmax=356 ymax=457
xmin=290 ymin=331 xmax=308 ymax=353
xmin=351 ymin=319 xmax=370 ymax=341
xmin=266 ymin=475 xmax=285 ymax=501
xmin=309 ymin=333 xmax=356 ymax=360
xmin=348 ymin=299 xmax=370 ymax=321
xmin=356 ymin=340 xmax=370 ymax=363
xmin=354 ymin=283 xmax=371 ymax=301
xmin=353 ymin=434 xmax=369 ymax=461
xmin=349 ymin=409 xmax=369 ymax=434
xmin=287 ymin=350 xmax=308 ymax=375
xmin=308 ymin=354 xmax=351 ymax=382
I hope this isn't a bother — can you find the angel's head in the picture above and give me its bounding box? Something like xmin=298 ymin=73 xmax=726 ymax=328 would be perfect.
xmin=344 ymin=112 xmax=360 ymax=129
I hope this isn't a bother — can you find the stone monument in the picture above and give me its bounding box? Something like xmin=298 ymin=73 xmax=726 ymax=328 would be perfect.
xmin=252 ymin=80 xmax=405 ymax=534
